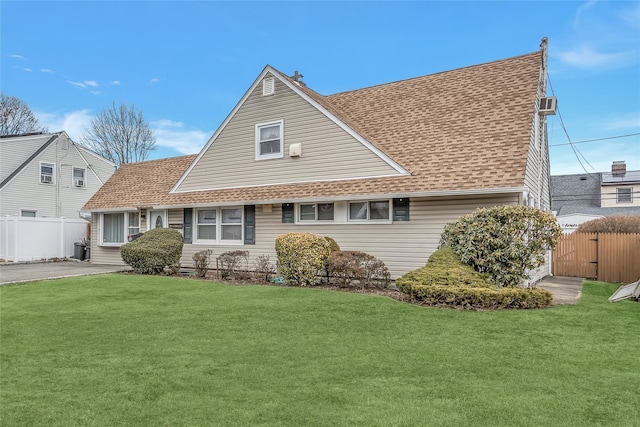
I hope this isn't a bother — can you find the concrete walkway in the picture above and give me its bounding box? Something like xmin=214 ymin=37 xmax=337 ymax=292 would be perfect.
xmin=0 ymin=260 xmax=130 ymax=285
xmin=537 ymin=276 xmax=584 ymax=305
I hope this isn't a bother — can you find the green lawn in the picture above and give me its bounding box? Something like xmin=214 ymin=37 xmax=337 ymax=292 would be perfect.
xmin=1 ymin=276 xmax=638 ymax=426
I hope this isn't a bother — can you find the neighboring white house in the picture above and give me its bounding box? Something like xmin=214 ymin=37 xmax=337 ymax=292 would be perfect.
xmin=83 ymin=40 xmax=555 ymax=283
xmin=0 ymin=132 xmax=116 ymax=219
xmin=551 ymin=161 xmax=640 ymax=233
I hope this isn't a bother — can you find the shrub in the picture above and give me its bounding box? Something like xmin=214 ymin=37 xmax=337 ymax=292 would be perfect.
xmin=326 ymin=251 xmax=391 ymax=289
xmin=324 ymin=236 xmax=341 ymax=253
xmin=399 ymin=284 xmax=552 ymax=310
xmin=120 ymin=228 xmax=184 ymax=275
xmin=253 ymin=254 xmax=276 ymax=283
xmin=192 ymin=249 xmax=213 ymax=278
xmin=218 ymin=250 xmax=249 ymax=280
xmin=396 ymin=248 xmax=494 ymax=291
xmin=440 ymin=205 xmax=562 ymax=287
xmin=576 ymin=215 xmax=640 ymax=233
xmin=275 ymin=232 xmax=331 ymax=286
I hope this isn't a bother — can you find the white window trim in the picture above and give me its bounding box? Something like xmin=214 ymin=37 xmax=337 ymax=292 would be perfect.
xmin=39 ymin=161 xmax=55 ymax=184
xmin=193 ymin=207 xmax=244 ymax=245
xmin=297 ymin=203 xmax=335 ymax=223
xmin=616 ymin=187 xmax=633 ymax=203
xmin=72 ymin=167 xmax=86 ymax=188
xmin=255 ymin=119 xmax=284 ymax=161
xmin=127 ymin=212 xmax=140 ymax=236
xmin=99 ymin=212 xmax=128 ymax=247
xmin=348 ymin=199 xmax=392 ymax=223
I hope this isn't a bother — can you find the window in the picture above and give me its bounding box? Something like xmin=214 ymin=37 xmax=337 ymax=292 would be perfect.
xmin=73 ymin=167 xmax=86 ymax=188
xmin=349 ymin=200 xmax=390 ymax=221
xmin=221 ymin=208 xmax=242 ymax=241
xmin=298 ymin=203 xmax=335 ymax=222
xmin=102 ymin=213 xmax=125 ymax=244
xmin=195 ymin=207 xmax=244 ymax=243
xmin=40 ymin=162 xmax=54 ymax=184
xmin=21 ymin=209 xmax=37 ymax=217
xmin=256 ymin=120 xmax=283 ymax=160
xmin=128 ymin=212 xmax=140 ymax=236
xmin=197 ymin=209 xmax=217 ymax=240
xmin=617 ymin=188 xmax=632 ymax=203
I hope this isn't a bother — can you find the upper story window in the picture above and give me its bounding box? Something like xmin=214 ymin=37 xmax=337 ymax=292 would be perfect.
xmin=40 ymin=162 xmax=55 ymax=184
xmin=349 ymin=200 xmax=390 ymax=221
xmin=616 ymin=188 xmax=632 ymax=203
xmin=73 ymin=167 xmax=86 ymax=188
xmin=255 ymin=120 xmax=283 ymax=160
xmin=299 ymin=203 xmax=335 ymax=222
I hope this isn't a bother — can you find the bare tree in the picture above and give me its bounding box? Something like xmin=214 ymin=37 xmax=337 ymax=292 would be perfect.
xmin=0 ymin=93 xmax=48 ymax=136
xmin=82 ymin=101 xmax=156 ymax=167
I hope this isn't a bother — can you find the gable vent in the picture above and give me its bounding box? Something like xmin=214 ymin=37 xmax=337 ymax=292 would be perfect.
xmin=263 ymin=77 xmax=275 ymax=96
xmin=539 ymin=96 xmax=557 ymax=115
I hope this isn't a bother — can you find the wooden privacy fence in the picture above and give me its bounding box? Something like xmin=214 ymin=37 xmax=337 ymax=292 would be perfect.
xmin=552 ymin=233 xmax=640 ymax=284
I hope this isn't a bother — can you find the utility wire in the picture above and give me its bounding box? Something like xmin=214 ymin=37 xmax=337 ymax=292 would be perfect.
xmin=550 ymin=133 xmax=640 ymax=147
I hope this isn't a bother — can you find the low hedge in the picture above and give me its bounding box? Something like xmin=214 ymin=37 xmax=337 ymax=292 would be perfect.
xmin=399 ymin=284 xmax=552 ymax=310
xmin=396 ymin=248 xmax=494 ymax=290
xmin=396 ymin=248 xmax=552 ymax=309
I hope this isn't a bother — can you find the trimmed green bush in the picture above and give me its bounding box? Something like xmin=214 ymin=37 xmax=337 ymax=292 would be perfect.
xmin=440 ymin=205 xmax=562 ymax=287
xmin=120 ymin=228 xmax=184 ymax=274
xmin=326 ymin=251 xmax=391 ymax=289
xmin=397 ymin=248 xmax=494 ymax=290
xmin=275 ymin=232 xmax=331 ymax=286
xmin=324 ymin=236 xmax=341 ymax=253
xmin=399 ymin=284 xmax=552 ymax=310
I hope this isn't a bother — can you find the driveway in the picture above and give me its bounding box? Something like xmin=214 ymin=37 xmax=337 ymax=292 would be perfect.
xmin=0 ymin=261 xmax=130 ymax=285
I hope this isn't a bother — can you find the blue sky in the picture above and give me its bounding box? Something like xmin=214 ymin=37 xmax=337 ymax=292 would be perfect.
xmin=2 ymin=1 xmax=639 ymax=175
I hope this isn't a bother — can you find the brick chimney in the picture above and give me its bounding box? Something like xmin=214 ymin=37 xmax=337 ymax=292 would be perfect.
xmin=611 ymin=161 xmax=626 ymax=176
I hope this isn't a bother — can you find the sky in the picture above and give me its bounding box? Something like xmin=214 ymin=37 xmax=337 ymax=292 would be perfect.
xmin=2 ymin=1 xmax=639 ymax=176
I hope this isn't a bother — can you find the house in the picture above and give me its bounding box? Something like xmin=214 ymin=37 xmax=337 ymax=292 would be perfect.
xmin=83 ymin=39 xmax=555 ymax=283
xmin=0 ymin=131 xmax=116 ymax=218
xmin=552 ymin=161 xmax=640 ymax=233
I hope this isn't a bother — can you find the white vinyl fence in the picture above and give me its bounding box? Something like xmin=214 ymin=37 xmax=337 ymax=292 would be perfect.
xmin=0 ymin=216 xmax=89 ymax=262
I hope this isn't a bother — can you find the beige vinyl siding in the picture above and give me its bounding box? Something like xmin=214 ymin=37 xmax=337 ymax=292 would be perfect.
xmin=176 ymin=75 xmax=400 ymax=192
xmin=0 ymin=134 xmax=52 ymax=183
xmin=90 ymin=213 xmax=129 ymax=265
xmin=177 ymin=194 xmax=519 ymax=279
xmin=601 ymin=184 xmax=639 ymax=207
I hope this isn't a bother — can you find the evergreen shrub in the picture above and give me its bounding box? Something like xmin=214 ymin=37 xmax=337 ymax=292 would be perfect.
xmin=275 ymin=232 xmax=331 ymax=286
xmin=120 ymin=228 xmax=184 ymax=274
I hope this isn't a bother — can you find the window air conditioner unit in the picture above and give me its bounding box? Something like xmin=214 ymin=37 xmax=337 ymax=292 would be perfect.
xmin=75 ymin=178 xmax=85 ymax=187
xmin=539 ymin=96 xmax=557 ymax=115
xmin=41 ymin=175 xmax=53 ymax=184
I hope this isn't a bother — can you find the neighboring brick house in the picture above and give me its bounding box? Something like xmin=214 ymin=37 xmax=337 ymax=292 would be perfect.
xmin=83 ymin=39 xmax=555 ymax=283
xmin=552 ymin=161 xmax=640 ymax=233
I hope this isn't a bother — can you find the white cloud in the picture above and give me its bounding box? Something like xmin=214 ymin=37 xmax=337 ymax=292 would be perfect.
xmin=151 ymin=120 xmax=209 ymax=155
xmin=40 ymin=68 xmax=54 ymax=73
xmin=35 ymin=109 xmax=94 ymax=141
xmin=84 ymin=80 xmax=99 ymax=87
xmin=111 ymin=80 xmax=121 ymax=86
xmin=69 ymin=80 xmax=87 ymax=88
xmin=602 ymin=113 xmax=640 ymax=131
xmin=556 ymin=45 xmax=637 ymax=70
xmin=149 ymin=78 xmax=161 ymax=85
xmin=10 ymin=54 xmax=25 ymax=60
xmin=23 ymin=68 xmax=32 ymax=72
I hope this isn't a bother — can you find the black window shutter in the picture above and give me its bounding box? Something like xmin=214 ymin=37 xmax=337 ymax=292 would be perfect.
xmin=282 ymin=203 xmax=294 ymax=223
xmin=183 ymin=208 xmax=193 ymax=243
xmin=244 ymin=205 xmax=256 ymax=244
xmin=393 ymin=198 xmax=410 ymax=221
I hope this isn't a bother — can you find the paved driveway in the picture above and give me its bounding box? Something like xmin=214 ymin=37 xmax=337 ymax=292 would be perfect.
xmin=0 ymin=261 xmax=130 ymax=285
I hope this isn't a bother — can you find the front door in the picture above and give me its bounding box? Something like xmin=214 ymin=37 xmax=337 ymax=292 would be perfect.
xmin=148 ymin=210 xmax=166 ymax=230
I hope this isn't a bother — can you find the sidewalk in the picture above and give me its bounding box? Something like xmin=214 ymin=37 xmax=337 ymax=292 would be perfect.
xmin=537 ymin=276 xmax=584 ymax=305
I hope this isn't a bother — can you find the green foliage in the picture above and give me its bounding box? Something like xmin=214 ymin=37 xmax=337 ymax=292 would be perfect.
xmin=440 ymin=205 xmax=562 ymax=287
xmin=326 ymin=251 xmax=391 ymax=289
xmin=218 ymin=250 xmax=249 ymax=280
xmin=192 ymin=249 xmax=213 ymax=278
xmin=399 ymin=284 xmax=552 ymax=309
xmin=275 ymin=232 xmax=331 ymax=286
xmin=576 ymin=215 xmax=640 ymax=233
xmin=120 ymin=228 xmax=183 ymax=274
xmin=396 ymin=248 xmax=494 ymax=291
xmin=324 ymin=236 xmax=341 ymax=253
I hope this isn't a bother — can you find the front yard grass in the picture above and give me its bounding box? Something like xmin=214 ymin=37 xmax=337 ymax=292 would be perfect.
xmin=1 ymin=276 xmax=638 ymax=426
